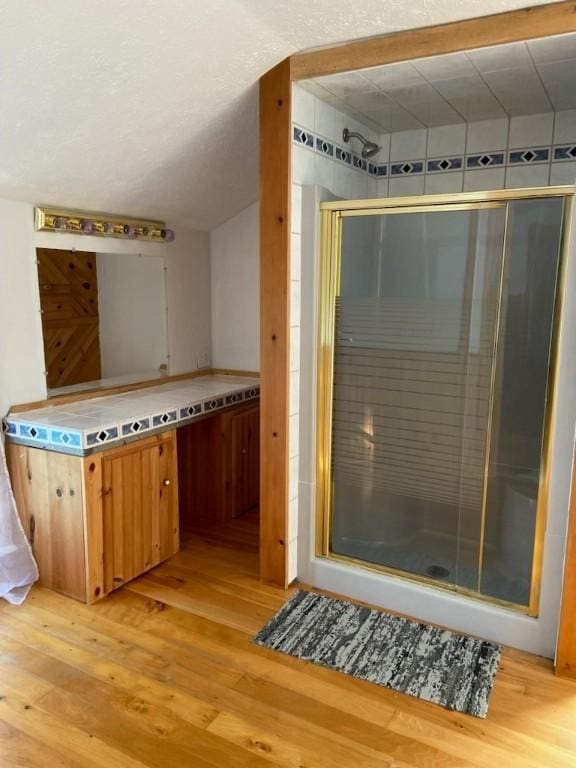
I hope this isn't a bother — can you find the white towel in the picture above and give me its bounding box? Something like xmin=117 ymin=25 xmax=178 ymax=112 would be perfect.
xmin=0 ymin=436 xmax=38 ymax=604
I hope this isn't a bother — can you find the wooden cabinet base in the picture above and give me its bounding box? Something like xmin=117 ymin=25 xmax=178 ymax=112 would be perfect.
xmin=178 ymin=402 xmax=260 ymax=529
xmin=7 ymin=431 xmax=179 ymax=603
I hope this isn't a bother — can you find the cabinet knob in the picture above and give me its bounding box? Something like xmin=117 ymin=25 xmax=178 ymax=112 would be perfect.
xmin=163 ymin=478 xmax=171 ymax=486
xmin=241 ymin=448 xmax=247 ymax=455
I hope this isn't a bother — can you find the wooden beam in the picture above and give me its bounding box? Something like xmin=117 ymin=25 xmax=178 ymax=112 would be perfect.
xmin=290 ymin=1 xmax=576 ymax=80
xmin=556 ymin=451 xmax=576 ymax=677
xmin=259 ymin=58 xmax=291 ymax=586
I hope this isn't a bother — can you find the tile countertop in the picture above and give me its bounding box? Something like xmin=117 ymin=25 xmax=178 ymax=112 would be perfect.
xmin=3 ymin=375 xmax=260 ymax=456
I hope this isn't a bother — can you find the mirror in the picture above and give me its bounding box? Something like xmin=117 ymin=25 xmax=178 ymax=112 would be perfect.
xmin=37 ymin=248 xmax=168 ymax=397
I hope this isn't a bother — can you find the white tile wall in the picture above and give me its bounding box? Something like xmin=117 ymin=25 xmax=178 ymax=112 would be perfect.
xmin=505 ymin=164 xmax=551 ymax=189
xmin=289 ymin=369 xmax=300 ymax=415
xmin=388 ymin=175 xmax=425 ymax=197
xmin=289 ymin=325 xmax=300 ymax=372
xmin=293 ymin=84 xmax=576 ymax=201
xmin=554 ymin=109 xmax=576 ymax=144
xmin=291 ymin=185 xmax=302 ymax=239
xmin=390 ymin=128 xmax=427 ymax=160
xmin=466 ymin=118 xmax=509 ymax=153
xmin=292 ymin=86 xmax=378 ymax=199
xmin=509 ymin=112 xmax=554 ymax=148
xmin=290 ymin=232 xmax=301 ymax=282
xmin=288 ymin=178 xmax=303 ymax=580
xmin=424 ymin=171 xmax=464 ymax=195
xmin=464 ymin=167 xmax=506 ymax=192
xmin=551 ymin=161 xmax=576 ymax=186
xmin=427 ymin=123 xmax=466 ymax=158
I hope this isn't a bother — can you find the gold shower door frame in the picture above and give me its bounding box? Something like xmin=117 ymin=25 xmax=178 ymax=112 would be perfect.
xmin=316 ymin=186 xmax=574 ymax=617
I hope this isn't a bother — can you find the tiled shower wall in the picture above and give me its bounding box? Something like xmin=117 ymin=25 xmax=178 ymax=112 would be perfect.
xmin=292 ymin=85 xmax=576 ymax=197
xmin=288 ymin=83 xmax=576 ymax=582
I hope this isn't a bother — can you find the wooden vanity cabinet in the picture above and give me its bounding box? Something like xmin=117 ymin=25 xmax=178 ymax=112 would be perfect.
xmin=96 ymin=432 xmax=179 ymax=594
xmin=7 ymin=430 xmax=178 ymax=603
xmin=228 ymin=404 xmax=260 ymax=518
xmin=178 ymin=401 xmax=260 ymax=527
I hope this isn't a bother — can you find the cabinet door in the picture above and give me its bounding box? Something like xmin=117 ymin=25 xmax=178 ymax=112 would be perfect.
xmin=230 ymin=405 xmax=260 ymax=518
xmin=101 ymin=432 xmax=178 ymax=594
xmin=7 ymin=443 xmax=87 ymax=602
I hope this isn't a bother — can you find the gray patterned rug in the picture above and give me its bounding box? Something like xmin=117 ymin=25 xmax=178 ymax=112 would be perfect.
xmin=254 ymin=590 xmax=501 ymax=718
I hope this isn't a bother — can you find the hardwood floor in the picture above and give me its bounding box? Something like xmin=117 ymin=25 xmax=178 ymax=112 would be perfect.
xmin=2 ymin=528 xmax=576 ymax=767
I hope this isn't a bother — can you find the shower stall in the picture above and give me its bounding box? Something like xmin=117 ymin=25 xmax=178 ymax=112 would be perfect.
xmin=316 ymin=187 xmax=573 ymax=615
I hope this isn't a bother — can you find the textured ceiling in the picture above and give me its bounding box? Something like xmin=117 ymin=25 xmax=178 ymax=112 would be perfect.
xmin=0 ymin=0 xmax=556 ymax=230
xmin=303 ymin=34 xmax=576 ymax=132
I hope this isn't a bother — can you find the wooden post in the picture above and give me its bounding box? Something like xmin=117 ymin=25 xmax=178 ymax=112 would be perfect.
xmin=556 ymin=452 xmax=576 ymax=677
xmin=259 ymin=58 xmax=291 ymax=585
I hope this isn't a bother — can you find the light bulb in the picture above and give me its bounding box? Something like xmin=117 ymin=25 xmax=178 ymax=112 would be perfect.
xmin=54 ymin=216 xmax=68 ymax=230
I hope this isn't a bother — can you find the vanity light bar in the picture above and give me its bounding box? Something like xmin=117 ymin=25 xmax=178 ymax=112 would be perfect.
xmin=34 ymin=207 xmax=175 ymax=242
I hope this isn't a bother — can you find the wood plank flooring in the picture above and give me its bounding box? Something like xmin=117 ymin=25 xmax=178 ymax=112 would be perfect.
xmin=2 ymin=525 xmax=576 ymax=767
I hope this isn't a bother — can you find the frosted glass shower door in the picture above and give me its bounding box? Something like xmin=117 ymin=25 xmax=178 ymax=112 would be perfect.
xmin=330 ymin=204 xmax=507 ymax=591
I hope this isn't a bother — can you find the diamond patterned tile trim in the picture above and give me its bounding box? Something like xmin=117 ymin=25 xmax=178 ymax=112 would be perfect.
xmin=18 ymin=424 xmax=48 ymax=442
xmin=335 ymin=146 xmax=352 ymax=165
xmin=121 ymin=418 xmax=151 ymax=437
xmin=204 ymin=397 xmax=224 ymax=412
xmin=509 ymin=148 xmax=549 ymax=164
xmin=293 ymin=126 xmax=314 ymax=148
xmin=554 ymin=145 xmax=576 ymax=161
xmin=180 ymin=403 xmax=202 ymax=419
xmin=51 ymin=429 xmax=82 ymax=448
xmin=427 ymin=157 xmax=463 ymax=173
xmin=390 ymin=161 xmax=424 ymax=176
xmin=293 ymin=124 xmax=388 ymax=179
xmin=316 ymin=137 xmax=334 ymax=156
xmin=467 ymin=153 xmax=505 ymax=169
xmin=86 ymin=426 xmax=119 ymax=447
xmin=152 ymin=410 xmax=177 ymax=428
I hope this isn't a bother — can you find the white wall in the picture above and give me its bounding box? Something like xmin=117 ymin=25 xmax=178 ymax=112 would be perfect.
xmin=210 ymin=201 xmax=259 ymax=372
xmin=164 ymin=226 xmax=211 ymax=375
xmin=0 ymin=200 xmax=46 ymax=417
xmin=97 ymin=252 xmax=168 ymax=379
xmin=0 ymin=198 xmax=212 ymax=416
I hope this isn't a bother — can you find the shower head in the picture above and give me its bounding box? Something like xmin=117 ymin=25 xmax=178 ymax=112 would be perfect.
xmin=343 ymin=127 xmax=381 ymax=159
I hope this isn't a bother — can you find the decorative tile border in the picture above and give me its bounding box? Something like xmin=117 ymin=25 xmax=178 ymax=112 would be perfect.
xmin=152 ymin=410 xmax=178 ymax=428
xmin=180 ymin=403 xmax=202 ymax=419
xmin=204 ymin=397 xmax=224 ymax=413
xmin=509 ymin=148 xmax=549 ymax=164
xmin=428 ymin=157 xmax=463 ymax=173
xmin=293 ymin=124 xmax=576 ymax=184
xmin=391 ymin=161 xmax=424 ymax=176
xmin=86 ymin=426 xmax=119 ymax=447
xmin=467 ymin=153 xmax=505 ymax=169
xmin=554 ymin=144 xmax=576 ymax=161
xmin=51 ymin=429 xmax=83 ymax=448
xmin=293 ymin=124 xmax=387 ymax=179
xmin=3 ymin=384 xmax=260 ymax=455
